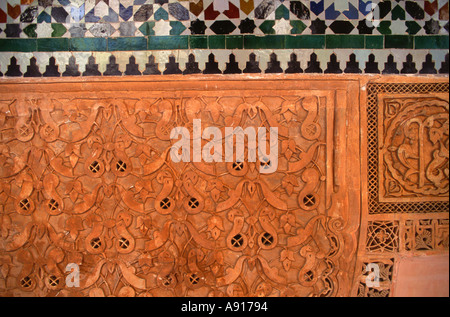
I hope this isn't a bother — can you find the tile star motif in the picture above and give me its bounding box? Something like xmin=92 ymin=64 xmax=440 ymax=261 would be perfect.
xmin=273 ymin=18 xmax=291 ymax=34
xmin=153 ymin=19 xmax=171 ymax=35
xmin=35 ymin=21 xmax=53 ymax=37
xmin=390 ymin=20 xmax=407 ymax=34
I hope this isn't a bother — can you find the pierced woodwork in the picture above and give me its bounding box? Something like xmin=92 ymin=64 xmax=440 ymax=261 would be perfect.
xmin=0 ymin=76 xmax=448 ymax=298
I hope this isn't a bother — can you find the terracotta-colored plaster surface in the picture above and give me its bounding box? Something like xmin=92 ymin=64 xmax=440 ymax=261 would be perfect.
xmin=393 ymin=255 xmax=449 ymax=297
xmin=0 ymin=75 xmax=448 ymax=297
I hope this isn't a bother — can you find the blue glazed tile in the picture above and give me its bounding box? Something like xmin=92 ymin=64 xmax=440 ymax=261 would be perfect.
xmin=168 ymin=3 xmax=189 ymax=21
xmin=103 ymin=8 xmax=119 ymax=23
xmin=119 ymin=4 xmax=133 ymax=21
xmin=310 ymin=0 xmax=324 ymax=15
xmin=342 ymin=3 xmax=359 ymax=19
xmin=154 ymin=7 xmax=169 ymax=21
xmin=325 ymin=3 xmax=341 ymax=20
xmin=359 ymin=0 xmax=373 ymax=16
xmin=57 ymin=0 xmax=71 ymax=6
xmin=37 ymin=11 xmax=51 ymax=23
xmin=70 ymin=4 xmax=85 ymax=22
xmin=85 ymin=8 xmax=100 ymax=23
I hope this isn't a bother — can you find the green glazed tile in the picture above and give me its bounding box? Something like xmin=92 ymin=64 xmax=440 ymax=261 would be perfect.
xmin=290 ymin=20 xmax=307 ymax=34
xmin=365 ymin=35 xmax=384 ymax=49
xmin=415 ymin=36 xmax=449 ymax=49
xmin=244 ymin=35 xmax=284 ymax=49
xmin=37 ymin=38 xmax=70 ymax=51
xmin=405 ymin=21 xmax=421 ymax=35
xmin=326 ymin=35 xmax=364 ymax=49
xmin=148 ymin=35 xmax=188 ymax=50
xmin=385 ymin=35 xmax=413 ymax=48
xmin=226 ymin=35 xmax=243 ymax=49
xmin=170 ymin=21 xmax=186 ymax=35
xmin=391 ymin=5 xmax=406 ymax=20
xmin=23 ymin=24 xmax=37 ymax=38
xmin=108 ymin=37 xmax=147 ymax=51
xmin=0 ymin=39 xmax=37 ymax=52
xmin=154 ymin=7 xmax=169 ymax=21
xmin=275 ymin=5 xmax=290 ymax=20
xmin=190 ymin=35 xmax=208 ymax=49
xmin=209 ymin=35 xmax=225 ymax=49
xmin=377 ymin=21 xmax=392 ymax=35
xmin=51 ymin=23 xmax=67 ymax=37
xmin=259 ymin=20 xmax=275 ymax=35
xmin=285 ymin=35 xmax=325 ymax=49
xmin=138 ymin=22 xmax=155 ymax=36
xmin=70 ymin=38 xmax=107 ymax=51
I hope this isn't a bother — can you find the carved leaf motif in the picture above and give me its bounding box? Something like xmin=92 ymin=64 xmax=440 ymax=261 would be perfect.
xmin=66 ymin=216 xmax=84 ymax=240
xmin=0 ymin=79 xmax=367 ymax=297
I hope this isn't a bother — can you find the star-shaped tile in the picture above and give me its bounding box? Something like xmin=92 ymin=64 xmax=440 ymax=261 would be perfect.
xmin=273 ymin=18 xmax=292 ymax=34
xmin=35 ymin=22 xmax=53 ymax=37
xmin=153 ymin=19 xmax=171 ymax=35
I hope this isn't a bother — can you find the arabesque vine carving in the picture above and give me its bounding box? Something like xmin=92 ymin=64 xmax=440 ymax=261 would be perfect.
xmin=0 ymin=79 xmax=360 ymax=297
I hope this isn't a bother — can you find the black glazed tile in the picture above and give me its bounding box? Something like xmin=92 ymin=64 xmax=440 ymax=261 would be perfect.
xmin=424 ymin=19 xmax=441 ymax=34
xmin=378 ymin=1 xmax=392 ymax=19
xmin=400 ymin=54 xmax=417 ymax=74
xmin=290 ymin=1 xmax=310 ymax=20
xmin=5 ymin=24 xmax=22 ymax=38
xmin=189 ymin=19 xmax=207 ymax=34
xmin=5 ymin=57 xmax=22 ymax=77
xmin=357 ymin=20 xmax=375 ymax=34
xmin=163 ymin=56 xmax=182 ymax=75
xmin=183 ymin=54 xmax=202 ymax=74
xmin=243 ymin=53 xmax=261 ymax=73
xmin=83 ymin=55 xmax=102 ymax=76
xmin=285 ymin=53 xmax=303 ymax=73
xmin=210 ymin=20 xmax=237 ymax=35
xmin=203 ymin=53 xmax=222 ymax=74
xmin=324 ymin=54 xmax=342 ymax=73
xmin=344 ymin=54 xmax=362 ymax=73
xmin=238 ymin=18 xmax=256 ymax=34
xmin=310 ymin=18 xmax=327 ymax=34
xmin=103 ymin=55 xmax=122 ymax=76
xmin=304 ymin=52 xmax=322 ymax=73
xmin=43 ymin=56 xmax=61 ymax=77
xmin=125 ymin=56 xmax=141 ymax=75
xmin=405 ymin=1 xmax=425 ymax=20
xmin=439 ymin=53 xmax=449 ymax=74
xmin=62 ymin=56 xmax=81 ymax=77
xmin=329 ymin=21 xmax=354 ymax=34
xmin=51 ymin=7 xmax=69 ymax=23
xmin=24 ymin=57 xmax=42 ymax=77
xmin=382 ymin=55 xmax=400 ymax=74
xmin=419 ymin=54 xmax=437 ymax=74
xmin=364 ymin=54 xmax=381 ymax=74
xmin=143 ymin=55 xmax=161 ymax=75
xmin=223 ymin=53 xmax=242 ymax=74
xmin=265 ymin=53 xmax=283 ymax=73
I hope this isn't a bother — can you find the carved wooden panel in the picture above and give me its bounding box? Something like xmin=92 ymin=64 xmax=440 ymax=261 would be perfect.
xmin=353 ymin=80 xmax=449 ymax=297
xmin=0 ymin=77 xmax=361 ymax=297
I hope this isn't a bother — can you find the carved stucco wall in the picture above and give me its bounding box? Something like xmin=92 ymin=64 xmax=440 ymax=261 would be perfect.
xmin=0 ymin=75 xmax=448 ymax=297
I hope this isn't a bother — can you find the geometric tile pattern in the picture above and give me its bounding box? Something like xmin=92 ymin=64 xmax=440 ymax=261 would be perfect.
xmin=0 ymin=0 xmax=448 ymax=78
xmin=0 ymin=49 xmax=448 ymax=77
xmin=0 ymin=0 xmax=448 ymax=38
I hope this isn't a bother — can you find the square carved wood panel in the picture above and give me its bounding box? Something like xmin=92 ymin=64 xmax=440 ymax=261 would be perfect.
xmin=366 ymin=82 xmax=449 ymax=214
xmin=0 ymin=77 xmax=361 ymax=297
